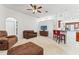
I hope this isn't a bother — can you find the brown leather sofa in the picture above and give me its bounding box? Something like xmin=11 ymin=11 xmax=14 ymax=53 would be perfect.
xmin=23 ymin=30 xmax=37 ymax=39
xmin=0 ymin=31 xmax=18 ymax=50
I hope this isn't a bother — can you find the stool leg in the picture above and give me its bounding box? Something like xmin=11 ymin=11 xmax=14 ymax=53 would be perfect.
xmin=58 ymin=39 xmax=60 ymax=44
xmin=58 ymin=36 xmax=61 ymax=44
xmin=64 ymin=36 xmax=66 ymax=44
xmin=62 ymin=35 xmax=66 ymax=44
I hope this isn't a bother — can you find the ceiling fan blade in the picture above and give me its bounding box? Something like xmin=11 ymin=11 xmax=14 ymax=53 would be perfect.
xmin=30 ymin=4 xmax=33 ymax=7
xmin=37 ymin=10 xmax=41 ymax=13
xmin=34 ymin=5 xmax=36 ymax=9
xmin=26 ymin=9 xmax=32 ymax=10
xmin=37 ymin=6 xmax=42 ymax=9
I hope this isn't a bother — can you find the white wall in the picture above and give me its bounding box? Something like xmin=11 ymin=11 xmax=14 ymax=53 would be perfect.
xmin=0 ymin=5 xmax=6 ymax=30
xmin=0 ymin=5 xmax=37 ymax=39
xmin=38 ymin=20 xmax=54 ymax=39
xmin=1 ymin=4 xmax=79 ymax=40
xmin=37 ymin=16 xmax=56 ymax=39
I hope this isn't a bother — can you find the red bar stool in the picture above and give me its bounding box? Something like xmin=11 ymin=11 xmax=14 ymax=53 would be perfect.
xmin=60 ymin=31 xmax=66 ymax=44
xmin=56 ymin=30 xmax=61 ymax=43
xmin=53 ymin=30 xmax=57 ymax=41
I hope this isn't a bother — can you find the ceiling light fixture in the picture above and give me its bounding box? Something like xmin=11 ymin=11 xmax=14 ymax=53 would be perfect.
xmin=27 ymin=4 xmax=48 ymax=14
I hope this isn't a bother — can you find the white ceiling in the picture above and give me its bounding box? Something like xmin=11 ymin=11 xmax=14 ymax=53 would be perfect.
xmin=3 ymin=4 xmax=79 ymax=18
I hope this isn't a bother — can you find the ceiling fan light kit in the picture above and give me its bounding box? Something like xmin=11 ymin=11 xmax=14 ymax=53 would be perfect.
xmin=33 ymin=9 xmax=37 ymax=14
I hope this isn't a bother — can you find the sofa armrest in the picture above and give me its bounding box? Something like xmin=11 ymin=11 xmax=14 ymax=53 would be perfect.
xmin=6 ymin=35 xmax=17 ymax=38
xmin=6 ymin=35 xmax=18 ymax=48
xmin=33 ymin=32 xmax=37 ymax=34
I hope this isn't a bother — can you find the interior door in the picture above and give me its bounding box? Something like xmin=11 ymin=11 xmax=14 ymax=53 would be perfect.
xmin=6 ymin=20 xmax=16 ymax=35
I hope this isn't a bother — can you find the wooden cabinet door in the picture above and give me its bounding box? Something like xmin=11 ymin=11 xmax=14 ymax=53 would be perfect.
xmin=76 ymin=32 xmax=79 ymax=42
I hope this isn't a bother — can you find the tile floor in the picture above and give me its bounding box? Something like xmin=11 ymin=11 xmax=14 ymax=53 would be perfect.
xmin=0 ymin=36 xmax=79 ymax=55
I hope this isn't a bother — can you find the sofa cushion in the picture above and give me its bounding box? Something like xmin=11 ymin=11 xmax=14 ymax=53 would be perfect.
xmin=7 ymin=42 xmax=43 ymax=55
xmin=0 ymin=31 xmax=7 ymax=37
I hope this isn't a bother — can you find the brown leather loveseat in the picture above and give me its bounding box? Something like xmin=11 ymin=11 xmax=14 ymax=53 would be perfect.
xmin=23 ymin=30 xmax=37 ymax=39
xmin=0 ymin=31 xmax=18 ymax=50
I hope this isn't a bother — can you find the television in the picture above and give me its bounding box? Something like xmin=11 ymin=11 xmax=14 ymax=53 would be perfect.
xmin=41 ymin=26 xmax=47 ymax=31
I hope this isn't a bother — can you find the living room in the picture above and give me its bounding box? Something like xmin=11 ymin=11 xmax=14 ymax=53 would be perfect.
xmin=1 ymin=4 xmax=79 ymax=55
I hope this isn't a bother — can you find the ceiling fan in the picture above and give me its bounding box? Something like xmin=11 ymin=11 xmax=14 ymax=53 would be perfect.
xmin=27 ymin=4 xmax=48 ymax=14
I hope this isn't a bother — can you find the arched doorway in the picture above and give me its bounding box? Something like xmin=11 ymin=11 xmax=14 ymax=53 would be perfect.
xmin=6 ymin=17 xmax=18 ymax=36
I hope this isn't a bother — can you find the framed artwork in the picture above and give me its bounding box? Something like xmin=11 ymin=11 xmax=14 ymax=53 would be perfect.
xmin=74 ymin=23 xmax=79 ymax=29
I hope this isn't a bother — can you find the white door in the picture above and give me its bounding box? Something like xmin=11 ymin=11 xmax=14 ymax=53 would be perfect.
xmin=6 ymin=20 xmax=16 ymax=35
